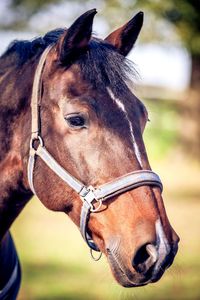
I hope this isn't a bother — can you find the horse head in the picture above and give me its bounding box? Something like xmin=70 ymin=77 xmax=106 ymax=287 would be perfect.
xmin=23 ymin=9 xmax=179 ymax=287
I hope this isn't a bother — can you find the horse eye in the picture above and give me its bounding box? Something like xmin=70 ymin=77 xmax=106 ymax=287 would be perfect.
xmin=65 ymin=114 xmax=87 ymax=128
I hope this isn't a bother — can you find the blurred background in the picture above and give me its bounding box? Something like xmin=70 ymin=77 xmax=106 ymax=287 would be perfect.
xmin=1 ymin=0 xmax=199 ymax=299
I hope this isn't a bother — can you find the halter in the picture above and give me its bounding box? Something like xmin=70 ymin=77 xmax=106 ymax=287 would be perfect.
xmin=28 ymin=45 xmax=163 ymax=252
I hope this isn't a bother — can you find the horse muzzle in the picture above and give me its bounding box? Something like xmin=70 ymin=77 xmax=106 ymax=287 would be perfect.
xmin=105 ymin=235 xmax=179 ymax=287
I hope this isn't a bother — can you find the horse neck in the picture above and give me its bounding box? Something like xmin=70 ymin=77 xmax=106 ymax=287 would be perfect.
xmin=0 ymin=55 xmax=35 ymax=240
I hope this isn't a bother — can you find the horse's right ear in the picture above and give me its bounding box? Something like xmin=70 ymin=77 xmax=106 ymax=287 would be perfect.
xmin=57 ymin=9 xmax=97 ymax=64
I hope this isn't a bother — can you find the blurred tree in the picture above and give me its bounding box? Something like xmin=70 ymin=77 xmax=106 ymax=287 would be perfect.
xmin=136 ymin=0 xmax=200 ymax=89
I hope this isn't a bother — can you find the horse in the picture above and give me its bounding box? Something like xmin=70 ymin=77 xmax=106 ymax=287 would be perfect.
xmin=0 ymin=9 xmax=179 ymax=299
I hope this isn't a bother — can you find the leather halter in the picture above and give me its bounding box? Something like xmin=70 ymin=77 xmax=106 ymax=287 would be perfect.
xmin=28 ymin=45 xmax=163 ymax=252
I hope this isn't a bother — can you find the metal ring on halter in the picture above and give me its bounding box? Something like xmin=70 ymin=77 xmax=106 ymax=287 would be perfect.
xmin=30 ymin=135 xmax=44 ymax=150
xmin=90 ymin=199 xmax=102 ymax=212
xmin=90 ymin=248 xmax=102 ymax=261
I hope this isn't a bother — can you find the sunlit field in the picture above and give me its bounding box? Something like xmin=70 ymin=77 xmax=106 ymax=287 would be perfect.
xmin=11 ymin=100 xmax=200 ymax=300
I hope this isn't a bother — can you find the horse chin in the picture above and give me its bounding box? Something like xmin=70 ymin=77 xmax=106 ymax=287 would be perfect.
xmin=107 ymin=254 xmax=151 ymax=288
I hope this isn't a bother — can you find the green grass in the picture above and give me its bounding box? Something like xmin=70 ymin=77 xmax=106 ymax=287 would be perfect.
xmin=11 ymin=100 xmax=200 ymax=300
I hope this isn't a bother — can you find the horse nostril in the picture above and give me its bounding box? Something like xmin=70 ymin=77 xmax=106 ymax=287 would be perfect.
xmin=132 ymin=243 xmax=158 ymax=273
xmin=133 ymin=244 xmax=149 ymax=266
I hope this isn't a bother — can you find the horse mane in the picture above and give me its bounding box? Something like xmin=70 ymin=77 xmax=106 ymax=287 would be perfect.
xmin=0 ymin=28 xmax=65 ymax=66
xmin=77 ymin=39 xmax=137 ymax=95
xmin=0 ymin=28 xmax=136 ymax=95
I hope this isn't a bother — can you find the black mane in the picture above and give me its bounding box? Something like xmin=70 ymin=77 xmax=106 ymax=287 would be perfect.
xmin=0 ymin=29 xmax=65 ymax=66
xmin=1 ymin=28 xmax=136 ymax=94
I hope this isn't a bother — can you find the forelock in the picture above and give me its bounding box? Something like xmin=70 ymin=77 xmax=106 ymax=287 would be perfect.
xmin=77 ymin=39 xmax=137 ymax=96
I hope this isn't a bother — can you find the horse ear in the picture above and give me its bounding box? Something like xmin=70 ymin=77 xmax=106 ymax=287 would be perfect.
xmin=57 ymin=9 xmax=97 ymax=64
xmin=105 ymin=11 xmax=143 ymax=56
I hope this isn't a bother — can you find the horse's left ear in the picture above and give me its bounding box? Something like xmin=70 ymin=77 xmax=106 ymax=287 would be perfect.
xmin=105 ymin=11 xmax=143 ymax=56
xmin=57 ymin=9 xmax=97 ymax=64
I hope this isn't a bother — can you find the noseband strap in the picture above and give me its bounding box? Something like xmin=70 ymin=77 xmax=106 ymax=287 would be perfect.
xmin=28 ymin=45 xmax=163 ymax=252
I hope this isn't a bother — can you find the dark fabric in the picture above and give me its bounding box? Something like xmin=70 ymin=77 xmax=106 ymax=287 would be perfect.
xmin=0 ymin=262 xmax=21 ymax=300
xmin=0 ymin=232 xmax=21 ymax=300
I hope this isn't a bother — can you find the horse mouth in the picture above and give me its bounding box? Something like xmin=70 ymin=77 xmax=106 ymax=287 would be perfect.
xmin=107 ymin=244 xmax=178 ymax=288
xmin=107 ymin=252 xmax=151 ymax=287
xmin=107 ymin=248 xmax=175 ymax=287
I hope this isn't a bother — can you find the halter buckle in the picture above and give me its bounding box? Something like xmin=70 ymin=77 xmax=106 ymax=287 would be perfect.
xmin=81 ymin=186 xmax=102 ymax=213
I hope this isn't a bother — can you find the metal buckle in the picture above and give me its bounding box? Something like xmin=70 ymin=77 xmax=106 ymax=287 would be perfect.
xmin=81 ymin=186 xmax=102 ymax=213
